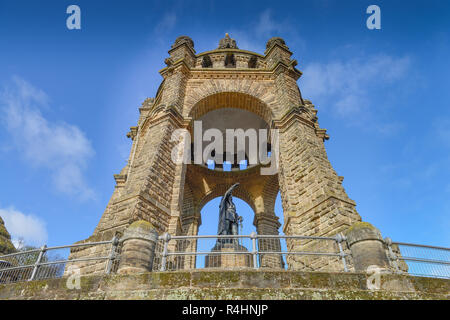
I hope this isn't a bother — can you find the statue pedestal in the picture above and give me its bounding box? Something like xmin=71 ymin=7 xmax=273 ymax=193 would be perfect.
xmin=205 ymin=241 xmax=254 ymax=269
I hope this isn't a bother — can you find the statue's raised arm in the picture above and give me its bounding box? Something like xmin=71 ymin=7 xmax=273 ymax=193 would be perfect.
xmin=217 ymin=183 xmax=240 ymax=236
xmin=219 ymin=183 xmax=240 ymax=210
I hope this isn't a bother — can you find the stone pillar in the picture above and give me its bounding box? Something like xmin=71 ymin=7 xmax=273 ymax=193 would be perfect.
xmin=117 ymin=220 xmax=159 ymax=274
xmin=345 ymin=222 xmax=390 ymax=272
xmin=162 ymin=36 xmax=196 ymax=113
xmin=254 ymin=214 xmax=284 ymax=269
xmin=180 ymin=211 xmax=201 ymax=269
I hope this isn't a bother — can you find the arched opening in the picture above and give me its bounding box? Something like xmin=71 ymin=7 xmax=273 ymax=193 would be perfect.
xmin=179 ymin=165 xmax=287 ymax=269
xmin=173 ymin=91 xmax=287 ymax=269
xmin=201 ymin=55 xmax=212 ymax=68
xmin=248 ymin=56 xmax=257 ymax=68
xmin=205 ymin=151 xmax=251 ymax=171
xmin=188 ymin=91 xmax=273 ymax=124
xmin=196 ymin=196 xmax=256 ymax=267
xmin=190 ymin=107 xmax=270 ymax=171
xmin=199 ymin=196 xmax=257 ymax=236
xmin=224 ymin=53 xmax=236 ymax=68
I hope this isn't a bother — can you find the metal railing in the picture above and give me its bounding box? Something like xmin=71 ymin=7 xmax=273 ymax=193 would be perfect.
xmin=1 ymin=233 xmax=449 ymax=285
xmin=0 ymin=237 xmax=120 ymax=284
xmin=385 ymin=238 xmax=450 ymax=279
xmin=152 ymin=232 xmax=350 ymax=273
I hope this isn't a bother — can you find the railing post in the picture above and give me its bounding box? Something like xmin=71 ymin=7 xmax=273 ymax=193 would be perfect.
xmin=345 ymin=222 xmax=390 ymax=272
xmin=105 ymin=236 xmax=119 ymax=274
xmin=117 ymin=221 xmax=159 ymax=275
xmin=160 ymin=232 xmax=171 ymax=272
xmin=250 ymin=232 xmax=258 ymax=269
xmin=29 ymin=245 xmax=46 ymax=281
xmin=384 ymin=237 xmax=400 ymax=273
xmin=335 ymin=233 xmax=349 ymax=272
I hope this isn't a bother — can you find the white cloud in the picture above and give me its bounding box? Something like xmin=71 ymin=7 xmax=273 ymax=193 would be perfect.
xmin=0 ymin=206 xmax=48 ymax=247
xmin=255 ymin=9 xmax=284 ymax=38
xmin=0 ymin=76 xmax=95 ymax=200
xmin=301 ymin=54 xmax=411 ymax=117
xmin=371 ymin=122 xmax=404 ymax=136
xmin=154 ymin=12 xmax=177 ymax=34
xmin=227 ymin=9 xmax=303 ymax=53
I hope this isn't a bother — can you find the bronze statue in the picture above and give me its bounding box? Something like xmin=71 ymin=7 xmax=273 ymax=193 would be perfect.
xmin=217 ymin=183 xmax=242 ymax=239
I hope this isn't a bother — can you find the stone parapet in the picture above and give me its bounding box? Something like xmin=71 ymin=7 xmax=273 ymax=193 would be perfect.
xmin=1 ymin=270 xmax=448 ymax=300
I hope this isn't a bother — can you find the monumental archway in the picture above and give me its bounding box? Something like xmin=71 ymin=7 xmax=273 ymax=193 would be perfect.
xmin=179 ymin=91 xmax=282 ymax=240
xmin=75 ymin=34 xmax=363 ymax=272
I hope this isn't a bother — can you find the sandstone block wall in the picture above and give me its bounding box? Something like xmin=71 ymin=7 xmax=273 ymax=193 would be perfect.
xmin=70 ymin=35 xmax=365 ymax=273
xmin=1 ymin=270 xmax=448 ymax=300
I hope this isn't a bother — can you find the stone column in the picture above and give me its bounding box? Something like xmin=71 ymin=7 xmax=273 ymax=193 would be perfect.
xmin=117 ymin=220 xmax=159 ymax=274
xmin=254 ymin=213 xmax=284 ymax=269
xmin=180 ymin=211 xmax=201 ymax=269
xmin=274 ymin=105 xmax=362 ymax=271
xmin=345 ymin=222 xmax=390 ymax=272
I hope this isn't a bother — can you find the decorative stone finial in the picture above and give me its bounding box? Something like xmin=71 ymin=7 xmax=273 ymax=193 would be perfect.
xmin=172 ymin=35 xmax=194 ymax=50
xmin=266 ymin=37 xmax=289 ymax=51
xmin=218 ymin=33 xmax=238 ymax=49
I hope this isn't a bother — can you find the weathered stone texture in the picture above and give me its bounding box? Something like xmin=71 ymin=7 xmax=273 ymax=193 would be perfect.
xmin=118 ymin=221 xmax=159 ymax=274
xmin=345 ymin=222 xmax=390 ymax=272
xmin=1 ymin=270 xmax=448 ymax=300
xmin=205 ymin=243 xmax=253 ymax=269
xmin=70 ymin=35 xmax=366 ymax=273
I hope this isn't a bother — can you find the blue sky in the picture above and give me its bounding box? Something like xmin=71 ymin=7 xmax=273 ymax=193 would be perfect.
xmin=0 ymin=0 xmax=449 ymax=249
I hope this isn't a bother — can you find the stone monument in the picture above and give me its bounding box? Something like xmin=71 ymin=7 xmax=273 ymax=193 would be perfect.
xmin=68 ymin=34 xmax=374 ymax=274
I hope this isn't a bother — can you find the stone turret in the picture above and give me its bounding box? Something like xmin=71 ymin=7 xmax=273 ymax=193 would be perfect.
xmin=0 ymin=216 xmax=15 ymax=255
